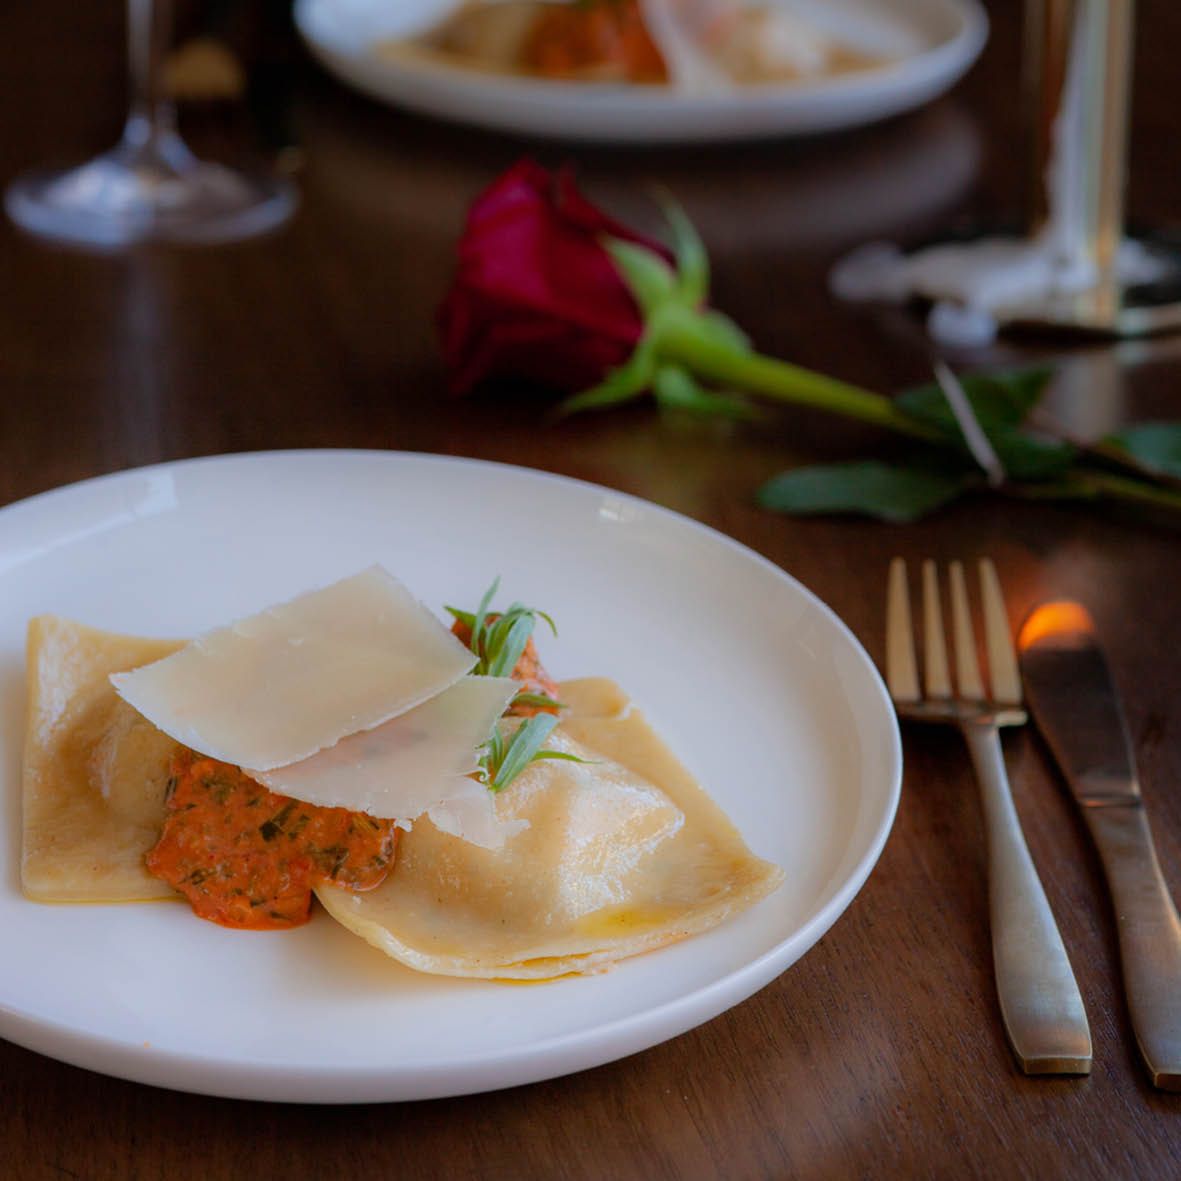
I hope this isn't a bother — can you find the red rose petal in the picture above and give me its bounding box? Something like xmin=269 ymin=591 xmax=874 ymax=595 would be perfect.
xmin=438 ymin=159 xmax=669 ymax=396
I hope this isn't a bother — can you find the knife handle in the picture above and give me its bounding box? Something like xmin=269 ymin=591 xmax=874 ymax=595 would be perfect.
xmin=962 ymin=722 xmax=1092 ymax=1074
xmin=1082 ymin=802 xmax=1181 ymax=1091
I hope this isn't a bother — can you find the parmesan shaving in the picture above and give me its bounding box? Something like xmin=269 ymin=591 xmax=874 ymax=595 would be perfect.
xmin=111 ymin=567 xmax=475 ymax=770
xmin=250 ymin=675 xmax=518 ymax=820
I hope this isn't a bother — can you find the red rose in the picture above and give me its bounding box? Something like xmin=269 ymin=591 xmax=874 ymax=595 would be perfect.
xmin=438 ymin=159 xmax=668 ymax=396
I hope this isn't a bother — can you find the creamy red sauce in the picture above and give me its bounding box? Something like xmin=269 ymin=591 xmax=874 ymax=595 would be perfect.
xmin=146 ymin=751 xmax=397 ymax=930
xmin=147 ymin=605 xmax=556 ymax=929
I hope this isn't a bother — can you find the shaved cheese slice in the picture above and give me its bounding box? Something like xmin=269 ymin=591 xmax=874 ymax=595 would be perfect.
xmin=250 ymin=675 xmax=517 ymax=819
xmin=111 ymin=567 xmax=475 ymax=770
xmin=426 ymin=776 xmax=530 ymax=851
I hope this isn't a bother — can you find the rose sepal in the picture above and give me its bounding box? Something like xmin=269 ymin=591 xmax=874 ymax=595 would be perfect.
xmin=555 ymin=204 xmax=942 ymax=442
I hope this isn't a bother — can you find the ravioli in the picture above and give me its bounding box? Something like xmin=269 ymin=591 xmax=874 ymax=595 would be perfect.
xmin=21 ymin=616 xmax=184 ymax=902
xmin=22 ymin=626 xmax=517 ymax=894
xmin=22 ymin=611 xmax=784 ymax=980
xmin=315 ymin=679 xmax=784 ymax=979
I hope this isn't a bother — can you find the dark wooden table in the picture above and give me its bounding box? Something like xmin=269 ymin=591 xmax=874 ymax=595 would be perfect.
xmin=4 ymin=1 xmax=1181 ymax=1177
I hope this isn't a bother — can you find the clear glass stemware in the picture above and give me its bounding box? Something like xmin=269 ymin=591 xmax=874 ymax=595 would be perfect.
xmin=5 ymin=0 xmax=295 ymax=247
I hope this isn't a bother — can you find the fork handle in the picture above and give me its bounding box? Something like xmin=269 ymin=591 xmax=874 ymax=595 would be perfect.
xmin=962 ymin=721 xmax=1092 ymax=1075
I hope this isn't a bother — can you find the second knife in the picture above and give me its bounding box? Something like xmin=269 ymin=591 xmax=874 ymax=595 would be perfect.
xmin=1018 ymin=600 xmax=1181 ymax=1091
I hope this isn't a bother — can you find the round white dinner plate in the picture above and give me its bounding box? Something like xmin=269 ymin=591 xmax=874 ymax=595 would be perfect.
xmin=294 ymin=0 xmax=987 ymax=143
xmin=0 ymin=451 xmax=900 ymax=1103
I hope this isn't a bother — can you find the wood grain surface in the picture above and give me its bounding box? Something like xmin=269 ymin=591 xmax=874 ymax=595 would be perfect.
xmin=2 ymin=1 xmax=1181 ymax=1177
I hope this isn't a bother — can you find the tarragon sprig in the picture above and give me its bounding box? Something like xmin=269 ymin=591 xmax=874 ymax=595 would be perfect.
xmin=445 ymin=577 xmax=562 ymax=711
xmin=474 ymin=714 xmax=587 ymax=793
xmin=447 ymin=579 xmax=582 ymax=791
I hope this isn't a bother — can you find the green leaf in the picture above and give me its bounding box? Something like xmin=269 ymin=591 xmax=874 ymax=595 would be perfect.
xmin=478 ymin=727 xmax=504 ymax=782
xmin=553 ymin=335 xmax=656 ymax=418
xmin=511 ymin=691 xmax=565 ymax=710
xmin=445 ymin=606 xmax=475 ymax=630
xmin=475 ymin=715 xmax=590 ymax=793
xmin=696 ymin=310 xmax=751 ymax=353
xmin=449 ymin=581 xmax=557 ymax=684
xmin=897 ymin=367 xmax=1074 ymax=481
xmin=653 ymin=365 xmax=761 ymax=421
xmin=988 ymin=430 xmax=1076 ymax=481
xmin=657 ymin=195 xmax=708 ymax=307
xmin=483 ymin=610 xmax=536 ymax=677
xmin=490 ymin=714 xmax=560 ymax=791
xmin=472 ymin=577 xmax=499 ymax=653
xmin=603 ymin=238 xmax=677 ymax=317
xmin=1105 ymin=422 xmax=1181 ymax=478
xmin=897 ymin=367 xmax=1055 ymax=436
xmin=530 ymin=750 xmax=591 ymax=767
xmin=757 ymin=461 xmax=974 ymax=523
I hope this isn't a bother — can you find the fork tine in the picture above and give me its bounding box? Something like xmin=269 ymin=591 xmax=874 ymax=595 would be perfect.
xmin=979 ymin=558 xmax=1021 ymax=704
xmin=886 ymin=557 xmax=920 ymax=702
xmin=921 ymin=560 xmax=952 ymax=699
xmin=949 ymin=561 xmax=985 ymax=700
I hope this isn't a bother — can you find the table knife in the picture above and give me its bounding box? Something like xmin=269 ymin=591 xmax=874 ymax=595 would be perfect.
xmin=1018 ymin=601 xmax=1181 ymax=1091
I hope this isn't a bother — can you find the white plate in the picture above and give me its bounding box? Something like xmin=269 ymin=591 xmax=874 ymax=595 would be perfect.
xmin=0 ymin=451 xmax=900 ymax=1103
xmin=294 ymin=0 xmax=987 ymax=143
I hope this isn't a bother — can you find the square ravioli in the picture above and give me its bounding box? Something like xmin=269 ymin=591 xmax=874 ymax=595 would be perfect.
xmin=22 ymin=616 xmax=184 ymax=902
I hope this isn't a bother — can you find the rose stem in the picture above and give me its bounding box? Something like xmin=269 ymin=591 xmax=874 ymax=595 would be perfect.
xmin=660 ymin=316 xmax=1181 ymax=517
xmin=658 ymin=316 xmax=943 ymax=443
xmin=1074 ymin=469 xmax=1181 ymax=514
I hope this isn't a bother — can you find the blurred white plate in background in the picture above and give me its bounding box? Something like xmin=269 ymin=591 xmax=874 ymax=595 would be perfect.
xmin=295 ymin=0 xmax=987 ymax=143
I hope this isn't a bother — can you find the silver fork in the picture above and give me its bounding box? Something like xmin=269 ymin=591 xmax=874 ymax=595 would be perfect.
xmin=887 ymin=557 xmax=1092 ymax=1075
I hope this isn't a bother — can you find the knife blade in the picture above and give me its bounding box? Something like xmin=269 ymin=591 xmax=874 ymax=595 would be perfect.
xmin=1018 ymin=600 xmax=1181 ymax=1091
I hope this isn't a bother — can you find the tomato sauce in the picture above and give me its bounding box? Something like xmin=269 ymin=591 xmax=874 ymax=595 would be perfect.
xmin=147 ymin=751 xmax=397 ymax=930
xmin=521 ymin=0 xmax=668 ymax=84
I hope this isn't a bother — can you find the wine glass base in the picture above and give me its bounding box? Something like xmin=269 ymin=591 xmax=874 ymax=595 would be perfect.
xmin=992 ymin=235 xmax=1181 ymax=339
xmin=5 ymin=147 xmax=296 ymax=248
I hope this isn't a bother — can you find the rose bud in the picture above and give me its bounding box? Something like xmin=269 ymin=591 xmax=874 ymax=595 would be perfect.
xmin=437 ymin=158 xmax=669 ymax=397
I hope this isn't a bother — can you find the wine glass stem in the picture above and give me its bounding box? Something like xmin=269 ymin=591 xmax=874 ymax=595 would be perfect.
xmin=123 ymin=0 xmax=179 ymax=154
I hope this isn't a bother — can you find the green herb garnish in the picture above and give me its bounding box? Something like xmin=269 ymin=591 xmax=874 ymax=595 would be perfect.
xmin=447 ymin=577 xmax=557 ymax=675
xmin=447 ymin=579 xmax=589 ymax=791
xmin=446 ymin=578 xmax=563 ymax=711
xmin=475 ymin=714 xmax=588 ymax=793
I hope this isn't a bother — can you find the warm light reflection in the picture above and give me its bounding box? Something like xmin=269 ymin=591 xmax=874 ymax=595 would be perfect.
xmin=1017 ymin=601 xmax=1095 ymax=650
